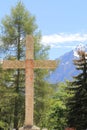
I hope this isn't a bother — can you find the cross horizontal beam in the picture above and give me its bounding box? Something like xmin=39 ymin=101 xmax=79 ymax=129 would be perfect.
xmin=3 ymin=60 xmax=57 ymax=69
xmin=3 ymin=60 xmax=25 ymax=69
xmin=34 ymin=60 xmax=57 ymax=69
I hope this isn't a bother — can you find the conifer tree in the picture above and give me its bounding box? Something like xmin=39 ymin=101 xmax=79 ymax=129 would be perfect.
xmin=0 ymin=1 xmax=50 ymax=129
xmin=67 ymin=50 xmax=87 ymax=130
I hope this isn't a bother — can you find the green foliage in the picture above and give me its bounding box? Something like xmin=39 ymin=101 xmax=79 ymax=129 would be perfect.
xmin=34 ymin=68 xmax=53 ymax=128
xmin=67 ymin=50 xmax=87 ymax=130
xmin=0 ymin=65 xmax=15 ymax=129
xmin=1 ymin=1 xmax=37 ymax=47
xmin=0 ymin=121 xmax=8 ymax=130
xmin=46 ymin=83 xmax=69 ymax=130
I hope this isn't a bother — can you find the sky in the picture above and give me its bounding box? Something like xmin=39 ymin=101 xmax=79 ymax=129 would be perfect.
xmin=0 ymin=0 xmax=87 ymax=59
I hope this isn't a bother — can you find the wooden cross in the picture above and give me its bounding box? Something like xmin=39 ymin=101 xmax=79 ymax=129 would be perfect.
xmin=3 ymin=35 xmax=57 ymax=128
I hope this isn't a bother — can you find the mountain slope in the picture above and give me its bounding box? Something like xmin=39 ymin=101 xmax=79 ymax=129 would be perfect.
xmin=47 ymin=50 xmax=79 ymax=84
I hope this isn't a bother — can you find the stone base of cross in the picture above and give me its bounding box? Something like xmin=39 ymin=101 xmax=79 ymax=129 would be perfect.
xmin=3 ymin=35 xmax=57 ymax=130
xmin=19 ymin=125 xmax=40 ymax=130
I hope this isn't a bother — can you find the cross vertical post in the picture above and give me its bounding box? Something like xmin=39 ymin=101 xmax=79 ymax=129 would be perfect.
xmin=25 ymin=35 xmax=34 ymax=127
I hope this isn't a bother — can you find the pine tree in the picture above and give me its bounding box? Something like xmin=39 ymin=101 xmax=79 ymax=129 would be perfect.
xmin=0 ymin=1 xmax=50 ymax=129
xmin=67 ymin=50 xmax=87 ymax=130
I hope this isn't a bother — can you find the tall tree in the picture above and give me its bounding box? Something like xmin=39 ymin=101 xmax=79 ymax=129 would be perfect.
xmin=0 ymin=1 xmax=49 ymax=129
xmin=67 ymin=50 xmax=87 ymax=130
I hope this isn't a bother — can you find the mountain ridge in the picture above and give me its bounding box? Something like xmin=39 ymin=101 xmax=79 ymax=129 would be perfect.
xmin=47 ymin=44 xmax=87 ymax=84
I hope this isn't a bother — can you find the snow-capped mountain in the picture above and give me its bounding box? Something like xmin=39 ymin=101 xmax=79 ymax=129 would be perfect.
xmin=47 ymin=44 xmax=87 ymax=84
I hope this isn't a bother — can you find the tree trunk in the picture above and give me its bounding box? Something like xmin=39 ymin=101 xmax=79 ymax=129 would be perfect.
xmin=14 ymin=24 xmax=21 ymax=130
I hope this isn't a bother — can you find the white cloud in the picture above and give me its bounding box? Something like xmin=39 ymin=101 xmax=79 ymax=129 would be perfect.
xmin=41 ymin=33 xmax=87 ymax=48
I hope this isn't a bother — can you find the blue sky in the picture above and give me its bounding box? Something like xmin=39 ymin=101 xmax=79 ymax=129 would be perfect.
xmin=0 ymin=0 xmax=87 ymax=59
